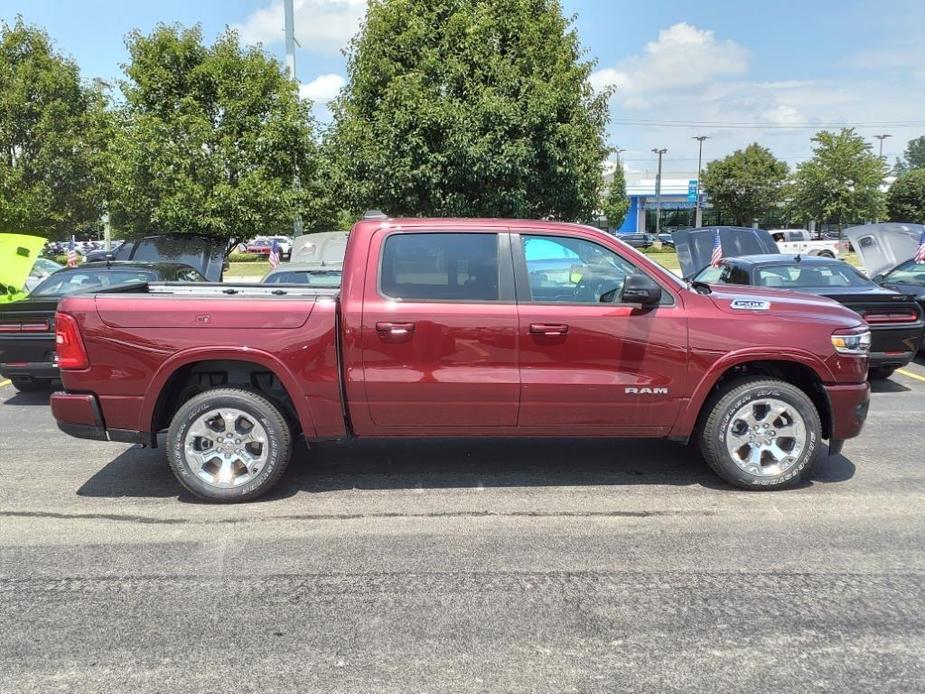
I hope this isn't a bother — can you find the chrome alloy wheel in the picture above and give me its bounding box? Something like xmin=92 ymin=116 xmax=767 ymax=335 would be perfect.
xmin=725 ymin=398 xmax=807 ymax=477
xmin=184 ymin=408 xmax=269 ymax=488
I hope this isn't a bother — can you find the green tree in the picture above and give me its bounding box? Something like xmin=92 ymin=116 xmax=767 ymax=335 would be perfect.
xmin=601 ymin=163 xmax=629 ymax=229
xmin=110 ymin=24 xmax=325 ymax=244
xmin=790 ymin=129 xmax=886 ymax=229
xmin=700 ymin=144 xmax=788 ymax=226
xmin=0 ymin=18 xmax=110 ymax=239
xmin=887 ymin=169 xmax=925 ymax=223
xmin=325 ymin=0 xmax=611 ymax=220
xmin=894 ymin=135 xmax=925 ymax=173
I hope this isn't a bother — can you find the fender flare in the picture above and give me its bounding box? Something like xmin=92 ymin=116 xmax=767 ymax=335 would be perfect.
xmin=138 ymin=346 xmax=317 ymax=438
xmin=670 ymin=347 xmax=834 ymax=438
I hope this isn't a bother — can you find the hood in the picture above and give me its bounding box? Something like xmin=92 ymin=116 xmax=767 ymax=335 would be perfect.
xmin=844 ymin=223 xmax=924 ymax=278
xmin=291 ymin=231 xmax=349 ymax=265
xmin=0 ymin=234 xmax=46 ymax=301
xmin=121 ymin=234 xmax=226 ymax=282
xmin=674 ymin=227 xmax=779 ymax=279
xmin=705 ymin=283 xmax=862 ymax=324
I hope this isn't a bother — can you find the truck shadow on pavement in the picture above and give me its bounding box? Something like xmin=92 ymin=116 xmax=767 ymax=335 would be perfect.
xmin=0 ymin=390 xmax=54 ymax=406
xmin=76 ymin=436 xmax=857 ymax=503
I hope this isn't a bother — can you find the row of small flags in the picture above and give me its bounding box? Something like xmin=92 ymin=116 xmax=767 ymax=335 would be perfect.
xmin=67 ymin=236 xmax=78 ymax=268
xmin=916 ymin=230 xmax=925 ymax=264
xmin=268 ymin=240 xmax=281 ymax=268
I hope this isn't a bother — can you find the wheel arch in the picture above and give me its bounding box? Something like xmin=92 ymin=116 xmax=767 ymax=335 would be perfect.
xmin=142 ymin=348 xmax=315 ymax=445
xmin=672 ymin=352 xmax=834 ymax=442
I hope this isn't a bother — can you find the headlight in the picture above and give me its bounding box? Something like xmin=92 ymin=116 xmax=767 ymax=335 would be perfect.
xmin=831 ymin=329 xmax=871 ymax=355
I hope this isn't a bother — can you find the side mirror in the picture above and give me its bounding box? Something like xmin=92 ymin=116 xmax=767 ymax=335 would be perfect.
xmin=871 ymin=273 xmax=885 ymax=284
xmin=621 ymin=273 xmax=662 ymax=307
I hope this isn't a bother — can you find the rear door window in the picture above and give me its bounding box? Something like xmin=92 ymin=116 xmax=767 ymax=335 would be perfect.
xmin=380 ymin=233 xmax=499 ymax=301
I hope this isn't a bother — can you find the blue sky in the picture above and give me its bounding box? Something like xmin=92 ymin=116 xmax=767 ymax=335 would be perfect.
xmin=4 ymin=0 xmax=924 ymax=177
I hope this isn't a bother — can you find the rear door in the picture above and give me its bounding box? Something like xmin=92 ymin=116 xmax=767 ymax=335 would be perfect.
xmin=359 ymin=229 xmax=519 ymax=429
xmin=512 ymin=230 xmax=688 ymax=433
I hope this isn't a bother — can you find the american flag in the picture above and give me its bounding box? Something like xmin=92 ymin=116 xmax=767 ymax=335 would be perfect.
xmin=66 ymin=238 xmax=78 ymax=268
xmin=710 ymin=229 xmax=723 ymax=267
xmin=268 ymin=239 xmax=280 ymax=268
xmin=915 ymin=229 xmax=925 ymax=264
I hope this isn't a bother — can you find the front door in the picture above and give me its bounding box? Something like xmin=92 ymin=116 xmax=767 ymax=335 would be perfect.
xmin=512 ymin=231 xmax=687 ymax=433
xmin=360 ymin=230 xmax=519 ymax=430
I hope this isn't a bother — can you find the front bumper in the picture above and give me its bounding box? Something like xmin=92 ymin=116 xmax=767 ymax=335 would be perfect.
xmin=824 ymin=382 xmax=871 ymax=443
xmin=50 ymin=392 xmax=147 ymax=445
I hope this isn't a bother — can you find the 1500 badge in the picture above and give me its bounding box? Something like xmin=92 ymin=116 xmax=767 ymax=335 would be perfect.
xmin=730 ymin=298 xmax=771 ymax=311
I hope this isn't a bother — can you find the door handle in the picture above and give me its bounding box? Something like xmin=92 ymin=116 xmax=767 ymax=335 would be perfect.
xmin=529 ymin=323 xmax=569 ymax=336
xmin=376 ymin=321 xmax=416 ymax=337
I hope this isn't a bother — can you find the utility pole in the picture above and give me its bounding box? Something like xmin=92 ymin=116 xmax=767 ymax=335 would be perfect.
xmin=692 ymin=136 xmax=709 ymax=228
xmin=614 ymin=147 xmax=626 ymax=167
xmin=284 ymin=0 xmax=303 ymax=237
xmin=651 ymin=148 xmax=667 ymax=236
xmin=874 ymin=134 xmax=892 ymax=159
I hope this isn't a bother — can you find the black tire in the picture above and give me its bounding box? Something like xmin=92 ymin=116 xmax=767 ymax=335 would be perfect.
xmin=868 ymin=367 xmax=895 ymax=380
xmin=817 ymin=250 xmax=835 ymax=258
xmin=10 ymin=378 xmax=51 ymax=393
xmin=699 ymin=377 xmax=822 ymax=490
xmin=166 ymin=387 xmax=292 ymax=503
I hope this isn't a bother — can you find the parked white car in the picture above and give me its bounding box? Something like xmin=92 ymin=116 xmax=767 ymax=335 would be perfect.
xmin=769 ymin=229 xmax=848 ymax=258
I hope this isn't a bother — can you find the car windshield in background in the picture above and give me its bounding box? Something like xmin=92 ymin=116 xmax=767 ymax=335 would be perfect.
xmin=757 ymin=263 xmax=869 ymax=289
xmin=30 ymin=269 xmax=157 ymax=296
xmin=885 ymin=260 xmax=925 ymax=287
xmin=264 ymin=270 xmax=342 ymax=287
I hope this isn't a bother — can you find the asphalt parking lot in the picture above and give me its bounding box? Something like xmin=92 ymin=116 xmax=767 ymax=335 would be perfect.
xmin=2 ymin=360 xmax=924 ymax=693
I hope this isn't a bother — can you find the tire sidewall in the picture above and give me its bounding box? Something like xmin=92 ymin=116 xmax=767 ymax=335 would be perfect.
xmin=168 ymin=392 xmax=287 ymax=501
xmin=712 ymin=383 xmax=819 ymax=489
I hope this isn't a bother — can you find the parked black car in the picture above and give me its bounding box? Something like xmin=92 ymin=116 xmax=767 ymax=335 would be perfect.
xmin=617 ymin=232 xmax=655 ymax=249
xmin=0 ymin=262 xmax=206 ymax=392
xmin=675 ymin=227 xmax=925 ymax=380
xmin=82 ymin=234 xmax=227 ymax=281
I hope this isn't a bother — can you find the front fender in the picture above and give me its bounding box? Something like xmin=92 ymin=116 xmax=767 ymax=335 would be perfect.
xmin=669 ymin=347 xmax=834 ymax=439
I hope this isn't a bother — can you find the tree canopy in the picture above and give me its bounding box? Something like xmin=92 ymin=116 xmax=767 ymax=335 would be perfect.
xmin=109 ymin=24 xmax=325 ymax=243
xmin=894 ymin=136 xmax=925 ymax=174
xmin=0 ymin=18 xmax=110 ymax=239
xmin=325 ymin=0 xmax=611 ymax=221
xmin=601 ymin=163 xmax=629 ymax=229
xmin=700 ymin=144 xmax=788 ymax=226
xmin=790 ymin=129 xmax=886 ymax=228
xmin=887 ymin=169 xmax=925 ymax=224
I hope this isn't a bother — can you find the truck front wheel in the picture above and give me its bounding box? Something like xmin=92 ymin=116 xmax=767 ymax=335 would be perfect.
xmin=166 ymin=387 xmax=292 ymax=502
xmin=700 ymin=378 xmax=822 ymax=490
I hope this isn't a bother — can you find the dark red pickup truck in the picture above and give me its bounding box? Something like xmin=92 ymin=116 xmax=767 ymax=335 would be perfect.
xmin=51 ymin=218 xmax=872 ymax=501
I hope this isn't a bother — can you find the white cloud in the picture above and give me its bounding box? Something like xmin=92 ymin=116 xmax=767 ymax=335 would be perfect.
xmin=300 ymin=73 xmax=346 ymax=102
xmin=589 ymin=23 xmax=749 ymax=97
xmin=235 ymin=0 xmax=367 ymax=54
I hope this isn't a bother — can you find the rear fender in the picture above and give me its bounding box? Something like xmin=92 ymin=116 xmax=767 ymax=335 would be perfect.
xmin=140 ymin=346 xmax=317 ymax=439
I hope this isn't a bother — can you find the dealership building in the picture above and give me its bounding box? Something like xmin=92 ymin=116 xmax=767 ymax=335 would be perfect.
xmin=606 ymin=171 xmax=708 ymax=233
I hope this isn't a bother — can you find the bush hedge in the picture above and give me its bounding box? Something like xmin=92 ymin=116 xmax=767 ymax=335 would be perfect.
xmin=228 ymin=252 xmax=266 ymax=262
xmin=640 ymin=245 xmax=677 ymax=255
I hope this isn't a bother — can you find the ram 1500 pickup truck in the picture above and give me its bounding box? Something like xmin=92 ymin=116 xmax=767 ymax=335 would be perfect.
xmin=51 ymin=218 xmax=872 ymax=502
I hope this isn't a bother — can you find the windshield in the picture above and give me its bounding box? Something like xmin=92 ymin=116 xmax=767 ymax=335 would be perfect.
xmin=757 ymin=263 xmax=869 ymax=288
xmin=30 ymin=269 xmax=158 ymax=296
xmin=263 ymin=270 xmax=342 ymax=287
xmin=885 ymin=260 xmax=925 ymax=287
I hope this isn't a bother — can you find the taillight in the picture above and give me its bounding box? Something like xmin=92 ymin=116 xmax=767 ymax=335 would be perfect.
xmin=55 ymin=313 xmax=89 ymax=369
xmin=862 ymin=310 xmax=920 ymax=324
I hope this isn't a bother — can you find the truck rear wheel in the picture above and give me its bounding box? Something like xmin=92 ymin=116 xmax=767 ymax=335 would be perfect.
xmin=166 ymin=387 xmax=292 ymax=502
xmin=699 ymin=378 xmax=821 ymax=490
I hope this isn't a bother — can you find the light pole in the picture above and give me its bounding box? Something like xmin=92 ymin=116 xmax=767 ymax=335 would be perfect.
xmin=284 ymin=0 xmax=303 ymax=237
xmin=874 ymin=134 xmax=892 ymax=159
xmin=651 ymin=148 xmax=667 ymax=236
xmin=692 ymin=136 xmax=709 ymax=228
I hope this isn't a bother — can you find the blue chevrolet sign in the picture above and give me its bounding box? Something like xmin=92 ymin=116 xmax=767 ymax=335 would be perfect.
xmin=687 ymin=179 xmax=699 ymax=203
